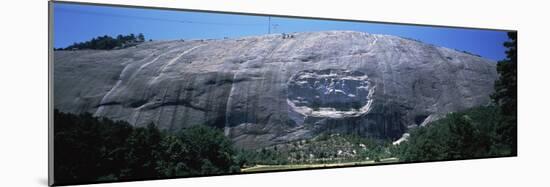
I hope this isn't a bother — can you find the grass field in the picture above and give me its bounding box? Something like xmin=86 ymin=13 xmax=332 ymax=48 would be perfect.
xmin=241 ymin=157 xmax=399 ymax=172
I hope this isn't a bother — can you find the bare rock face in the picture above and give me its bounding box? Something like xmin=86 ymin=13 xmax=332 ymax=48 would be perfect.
xmin=54 ymin=31 xmax=497 ymax=149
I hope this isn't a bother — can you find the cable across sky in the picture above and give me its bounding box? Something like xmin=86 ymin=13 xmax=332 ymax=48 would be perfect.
xmin=55 ymin=7 xmax=266 ymax=27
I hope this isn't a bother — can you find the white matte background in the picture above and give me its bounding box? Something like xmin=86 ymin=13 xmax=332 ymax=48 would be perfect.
xmin=0 ymin=0 xmax=548 ymax=186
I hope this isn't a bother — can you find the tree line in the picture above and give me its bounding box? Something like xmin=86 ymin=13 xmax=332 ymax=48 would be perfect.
xmin=56 ymin=33 xmax=146 ymax=51
xmin=53 ymin=109 xmax=239 ymax=185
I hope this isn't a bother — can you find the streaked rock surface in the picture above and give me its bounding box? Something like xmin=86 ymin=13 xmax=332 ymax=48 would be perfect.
xmin=54 ymin=31 xmax=497 ymax=149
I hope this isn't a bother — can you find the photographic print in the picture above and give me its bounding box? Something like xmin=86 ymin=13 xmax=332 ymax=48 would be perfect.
xmin=50 ymin=1 xmax=517 ymax=185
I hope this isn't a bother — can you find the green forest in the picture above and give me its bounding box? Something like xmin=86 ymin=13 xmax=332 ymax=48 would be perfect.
xmin=54 ymin=109 xmax=240 ymax=185
xmin=55 ymin=33 xmax=146 ymax=50
xmin=54 ymin=32 xmax=516 ymax=184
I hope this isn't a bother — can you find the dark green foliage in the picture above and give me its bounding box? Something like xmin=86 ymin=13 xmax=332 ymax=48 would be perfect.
xmin=137 ymin=33 xmax=145 ymax=42
xmin=59 ymin=33 xmax=146 ymax=50
xmin=398 ymin=106 xmax=514 ymax=162
xmin=54 ymin=110 xmax=238 ymax=185
xmin=157 ymin=126 xmax=239 ymax=176
xmin=491 ymin=32 xmax=518 ymax=154
xmin=119 ymin=123 xmax=163 ymax=179
xmin=492 ymin=32 xmax=517 ymax=117
xmin=54 ymin=110 xmax=134 ymax=183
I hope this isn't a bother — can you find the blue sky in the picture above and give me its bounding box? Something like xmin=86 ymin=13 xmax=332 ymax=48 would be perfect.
xmin=54 ymin=3 xmax=509 ymax=61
